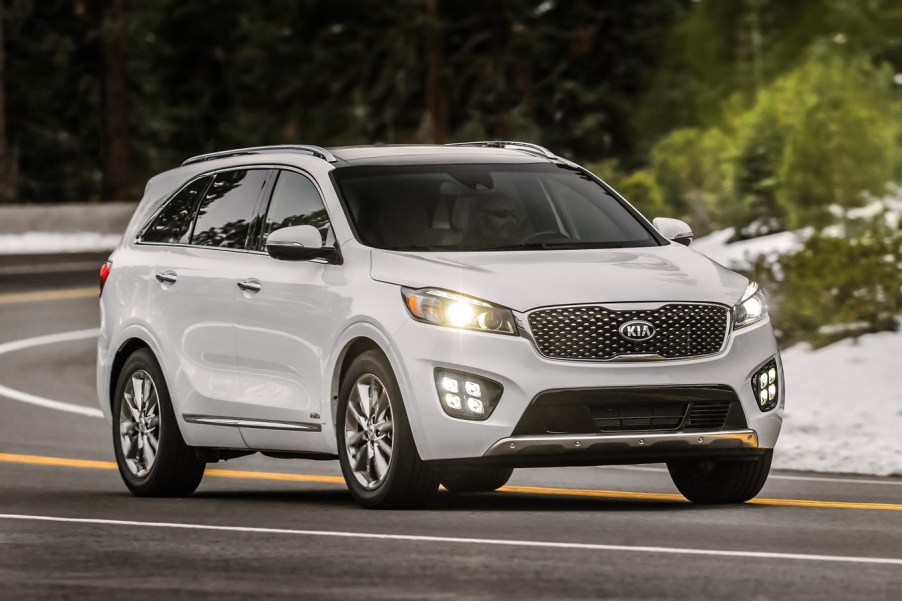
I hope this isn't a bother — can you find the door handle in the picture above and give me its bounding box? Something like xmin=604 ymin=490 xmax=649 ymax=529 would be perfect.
xmin=237 ymin=279 xmax=262 ymax=293
xmin=155 ymin=271 xmax=177 ymax=285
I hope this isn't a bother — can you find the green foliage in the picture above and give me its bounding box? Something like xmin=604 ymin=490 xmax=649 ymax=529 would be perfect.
xmin=747 ymin=210 xmax=902 ymax=347
xmin=776 ymin=54 xmax=900 ymax=228
xmin=649 ymin=127 xmax=734 ymax=233
xmin=586 ymin=159 xmax=665 ymax=218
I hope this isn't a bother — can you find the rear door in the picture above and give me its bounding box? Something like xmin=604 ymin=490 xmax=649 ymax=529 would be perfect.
xmin=142 ymin=167 xmax=271 ymax=448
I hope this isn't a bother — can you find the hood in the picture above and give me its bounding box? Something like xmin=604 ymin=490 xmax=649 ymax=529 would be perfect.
xmin=370 ymin=244 xmax=749 ymax=312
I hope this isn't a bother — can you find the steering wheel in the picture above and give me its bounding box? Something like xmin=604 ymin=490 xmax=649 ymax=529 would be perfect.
xmin=521 ymin=230 xmax=571 ymax=244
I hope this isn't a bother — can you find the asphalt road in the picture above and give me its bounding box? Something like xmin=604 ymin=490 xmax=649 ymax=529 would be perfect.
xmin=0 ymin=256 xmax=900 ymax=600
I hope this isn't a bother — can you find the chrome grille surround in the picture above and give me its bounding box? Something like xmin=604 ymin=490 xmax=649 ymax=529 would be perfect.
xmin=525 ymin=302 xmax=731 ymax=362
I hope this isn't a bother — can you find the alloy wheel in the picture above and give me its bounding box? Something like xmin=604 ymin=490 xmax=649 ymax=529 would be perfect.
xmin=118 ymin=369 xmax=161 ymax=478
xmin=344 ymin=373 xmax=394 ymax=489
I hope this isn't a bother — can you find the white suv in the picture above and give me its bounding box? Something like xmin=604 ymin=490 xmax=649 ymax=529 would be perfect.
xmin=97 ymin=142 xmax=783 ymax=508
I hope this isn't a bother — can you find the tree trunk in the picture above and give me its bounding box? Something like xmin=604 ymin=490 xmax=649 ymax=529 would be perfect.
xmin=0 ymin=0 xmax=10 ymax=203
xmin=100 ymin=0 xmax=130 ymax=200
xmin=416 ymin=0 xmax=447 ymax=143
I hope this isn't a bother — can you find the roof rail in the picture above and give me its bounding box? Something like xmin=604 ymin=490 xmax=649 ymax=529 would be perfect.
xmin=181 ymin=145 xmax=337 ymax=166
xmin=446 ymin=141 xmax=557 ymax=159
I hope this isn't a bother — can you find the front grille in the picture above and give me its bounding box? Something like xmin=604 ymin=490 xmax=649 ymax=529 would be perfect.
xmin=592 ymin=403 xmax=686 ymax=432
xmin=686 ymin=401 xmax=732 ymax=429
xmin=512 ymin=386 xmax=746 ymax=436
xmin=527 ymin=303 xmax=729 ymax=361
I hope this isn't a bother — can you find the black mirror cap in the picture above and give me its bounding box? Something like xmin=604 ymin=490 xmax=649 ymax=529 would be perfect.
xmin=266 ymin=242 xmax=343 ymax=264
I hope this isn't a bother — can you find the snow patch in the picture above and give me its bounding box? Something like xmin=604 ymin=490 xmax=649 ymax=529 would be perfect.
xmin=775 ymin=328 xmax=902 ymax=476
xmin=0 ymin=232 xmax=121 ymax=254
xmin=691 ymin=227 xmax=804 ymax=270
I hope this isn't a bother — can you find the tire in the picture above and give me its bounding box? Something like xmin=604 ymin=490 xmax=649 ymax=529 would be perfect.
xmin=439 ymin=466 xmax=513 ymax=493
xmin=337 ymin=350 xmax=439 ymax=509
xmin=112 ymin=348 xmax=205 ymax=497
xmin=667 ymin=450 xmax=773 ymax=504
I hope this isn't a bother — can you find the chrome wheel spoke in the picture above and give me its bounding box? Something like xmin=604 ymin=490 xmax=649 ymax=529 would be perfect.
xmin=145 ymin=431 xmax=159 ymax=452
xmin=373 ymin=390 xmax=389 ymax=421
xmin=352 ymin=444 xmax=369 ymax=473
xmin=373 ymin=444 xmax=389 ymax=481
xmin=356 ymin=382 xmax=372 ymax=417
xmin=347 ymin=400 xmax=367 ymax=430
xmin=373 ymin=418 xmax=393 ymax=434
xmin=132 ymin=375 xmax=145 ymax=412
xmin=346 ymin=430 xmax=366 ymax=449
xmin=141 ymin=440 xmax=155 ymax=467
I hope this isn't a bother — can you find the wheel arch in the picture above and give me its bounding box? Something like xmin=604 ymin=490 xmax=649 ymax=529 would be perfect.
xmin=108 ymin=338 xmax=153 ymax=410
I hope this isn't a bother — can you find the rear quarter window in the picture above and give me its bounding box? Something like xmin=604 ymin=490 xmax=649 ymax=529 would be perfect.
xmin=141 ymin=176 xmax=212 ymax=244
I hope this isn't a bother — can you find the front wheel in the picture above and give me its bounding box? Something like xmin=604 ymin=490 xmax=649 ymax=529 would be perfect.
xmin=337 ymin=350 xmax=439 ymax=509
xmin=666 ymin=450 xmax=773 ymax=504
xmin=112 ymin=349 xmax=205 ymax=497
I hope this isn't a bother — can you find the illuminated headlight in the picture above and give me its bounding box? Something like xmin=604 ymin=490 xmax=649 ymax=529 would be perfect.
xmin=401 ymin=287 xmax=517 ymax=335
xmin=753 ymin=359 xmax=780 ymax=412
xmin=434 ymin=369 xmax=503 ymax=421
xmin=733 ymin=282 xmax=768 ymax=329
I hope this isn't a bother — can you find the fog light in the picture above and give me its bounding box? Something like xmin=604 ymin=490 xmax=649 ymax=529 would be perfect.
xmin=466 ymin=398 xmax=484 ymax=414
xmin=445 ymin=394 xmax=462 ymax=410
xmin=441 ymin=377 xmax=459 ymax=393
xmin=434 ymin=369 xmax=503 ymax=421
xmin=753 ymin=359 xmax=780 ymax=412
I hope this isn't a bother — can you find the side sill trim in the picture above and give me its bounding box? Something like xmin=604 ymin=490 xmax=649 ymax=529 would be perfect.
xmin=183 ymin=415 xmax=322 ymax=433
xmin=484 ymin=429 xmax=758 ymax=457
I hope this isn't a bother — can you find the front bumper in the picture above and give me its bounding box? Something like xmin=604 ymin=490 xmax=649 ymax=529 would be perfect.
xmin=390 ymin=315 xmax=784 ymax=462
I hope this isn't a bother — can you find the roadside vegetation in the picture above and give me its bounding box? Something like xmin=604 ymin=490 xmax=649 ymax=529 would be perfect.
xmin=1 ymin=0 xmax=900 ymax=347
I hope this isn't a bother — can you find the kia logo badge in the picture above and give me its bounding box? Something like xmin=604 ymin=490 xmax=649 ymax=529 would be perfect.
xmin=619 ymin=320 xmax=655 ymax=342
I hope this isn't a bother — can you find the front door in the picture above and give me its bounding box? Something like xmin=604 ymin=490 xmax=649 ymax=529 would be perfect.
xmin=230 ymin=168 xmax=341 ymax=453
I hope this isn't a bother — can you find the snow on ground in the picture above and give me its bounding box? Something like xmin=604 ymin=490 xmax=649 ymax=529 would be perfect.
xmin=776 ymin=328 xmax=902 ymax=476
xmin=691 ymin=227 xmax=804 ymax=270
xmin=0 ymin=232 xmax=121 ymax=254
xmin=693 ymin=224 xmax=901 ymax=476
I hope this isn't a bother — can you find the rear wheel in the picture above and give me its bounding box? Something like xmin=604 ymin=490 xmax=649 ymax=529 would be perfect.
xmin=337 ymin=350 xmax=439 ymax=509
xmin=439 ymin=466 xmax=513 ymax=493
xmin=112 ymin=349 xmax=205 ymax=497
xmin=667 ymin=450 xmax=773 ymax=504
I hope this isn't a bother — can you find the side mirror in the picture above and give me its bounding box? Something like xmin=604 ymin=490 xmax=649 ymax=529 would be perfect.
xmin=266 ymin=225 xmax=341 ymax=263
xmin=652 ymin=217 xmax=693 ymax=247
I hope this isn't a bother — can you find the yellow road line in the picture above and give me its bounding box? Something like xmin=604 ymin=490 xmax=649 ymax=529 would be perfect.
xmin=0 ymin=287 xmax=97 ymax=305
xmin=2 ymin=451 xmax=900 ymax=512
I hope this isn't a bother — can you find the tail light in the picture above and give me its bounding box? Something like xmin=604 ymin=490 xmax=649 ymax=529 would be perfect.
xmin=99 ymin=261 xmax=112 ymax=296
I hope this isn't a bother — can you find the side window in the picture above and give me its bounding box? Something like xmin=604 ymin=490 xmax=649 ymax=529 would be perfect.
xmin=259 ymin=170 xmax=333 ymax=250
xmin=141 ymin=176 xmax=212 ymax=244
xmin=191 ymin=169 xmax=269 ymax=249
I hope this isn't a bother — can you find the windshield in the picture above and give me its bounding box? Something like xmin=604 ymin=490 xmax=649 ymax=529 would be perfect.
xmin=332 ymin=162 xmax=663 ymax=251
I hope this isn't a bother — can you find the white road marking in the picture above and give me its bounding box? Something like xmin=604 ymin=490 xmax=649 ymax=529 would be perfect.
xmin=1 ymin=513 xmax=901 ymax=566
xmin=600 ymin=465 xmax=902 ymax=486
xmin=0 ymin=329 xmax=103 ymax=418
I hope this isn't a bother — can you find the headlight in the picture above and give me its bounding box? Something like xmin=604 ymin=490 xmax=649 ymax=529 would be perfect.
xmin=401 ymin=287 xmax=517 ymax=335
xmin=733 ymin=282 xmax=768 ymax=329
